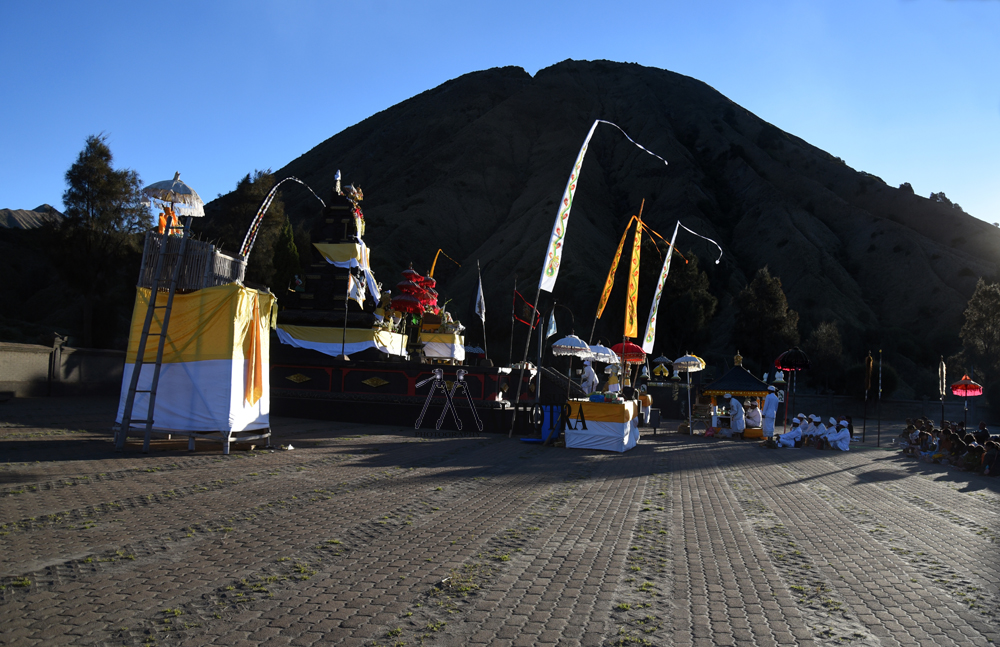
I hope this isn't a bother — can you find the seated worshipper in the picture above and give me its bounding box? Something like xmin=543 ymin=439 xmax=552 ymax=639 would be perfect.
xmin=974 ymin=422 xmax=991 ymax=445
xmin=721 ymin=394 xmax=745 ymax=439
xmin=778 ymin=416 xmax=803 ymax=447
xmin=826 ymin=420 xmax=851 ymax=451
xmin=947 ymin=433 xmax=966 ymax=466
xmin=918 ymin=429 xmax=942 ymax=462
xmin=961 ymin=443 xmax=985 ymax=472
xmin=811 ymin=416 xmax=828 ymax=448
xmin=581 ymin=360 xmax=600 ymax=394
xmin=801 ymin=415 xmax=817 ymax=444
xmin=982 ymin=441 xmax=999 ymax=476
xmin=745 ymin=400 xmax=762 ymax=429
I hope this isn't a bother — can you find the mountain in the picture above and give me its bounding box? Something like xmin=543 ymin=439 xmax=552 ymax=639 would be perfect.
xmin=0 ymin=204 xmax=63 ymax=229
xmin=214 ymin=59 xmax=1000 ymax=397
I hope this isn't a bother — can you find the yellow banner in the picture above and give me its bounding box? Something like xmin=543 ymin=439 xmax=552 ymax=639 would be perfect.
xmin=625 ymin=219 xmax=642 ymax=338
xmin=595 ymin=215 xmax=635 ymax=320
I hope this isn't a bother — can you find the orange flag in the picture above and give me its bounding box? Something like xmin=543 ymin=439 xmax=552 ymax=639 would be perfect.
xmin=625 ymin=218 xmax=642 ymax=338
xmin=595 ymin=215 xmax=635 ymax=320
xmin=245 ymin=294 xmax=264 ymax=406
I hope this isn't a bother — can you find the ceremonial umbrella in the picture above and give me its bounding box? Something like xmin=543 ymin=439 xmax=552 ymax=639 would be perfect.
xmin=396 ymin=280 xmax=424 ymax=296
xmin=611 ymin=341 xmax=646 ymax=364
xmin=588 ymin=344 xmax=620 ymax=364
xmin=142 ymin=172 xmax=205 ymax=217
xmin=951 ymin=374 xmax=983 ymax=429
xmin=552 ymin=335 xmax=593 ymax=401
xmin=673 ymin=353 xmax=706 ymax=433
xmin=391 ymin=293 xmax=424 ymax=315
xmin=775 ymin=347 xmax=810 ymax=433
xmin=402 ymin=267 xmax=423 ymax=282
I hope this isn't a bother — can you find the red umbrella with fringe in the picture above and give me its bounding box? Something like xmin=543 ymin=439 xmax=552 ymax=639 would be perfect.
xmin=610 ymin=341 xmax=646 ymax=364
xmin=951 ymin=374 xmax=983 ymax=397
xmin=391 ymin=293 xmax=424 ymax=315
xmin=951 ymin=373 xmax=983 ymax=430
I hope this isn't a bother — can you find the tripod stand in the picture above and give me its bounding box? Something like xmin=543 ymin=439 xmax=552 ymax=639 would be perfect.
xmin=414 ymin=368 xmax=484 ymax=431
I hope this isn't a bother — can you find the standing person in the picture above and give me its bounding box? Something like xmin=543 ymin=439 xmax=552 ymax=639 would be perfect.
xmin=728 ymin=393 xmax=745 ymax=438
xmin=581 ymin=360 xmax=600 ymax=394
xmin=762 ymin=385 xmax=779 ymax=438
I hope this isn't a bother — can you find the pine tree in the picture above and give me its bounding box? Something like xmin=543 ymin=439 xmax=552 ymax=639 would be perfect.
xmin=959 ymin=278 xmax=1000 ymax=378
xmin=732 ymin=266 xmax=799 ymax=374
xmin=272 ymin=218 xmax=301 ymax=293
xmin=55 ymin=134 xmax=149 ymax=347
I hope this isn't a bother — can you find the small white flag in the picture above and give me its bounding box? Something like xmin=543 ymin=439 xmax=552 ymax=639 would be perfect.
xmin=475 ymin=264 xmax=486 ymax=323
xmin=546 ymin=311 xmax=558 ymax=339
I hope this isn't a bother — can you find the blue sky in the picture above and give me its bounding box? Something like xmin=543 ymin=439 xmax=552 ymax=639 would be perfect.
xmin=2 ymin=0 xmax=997 ymax=223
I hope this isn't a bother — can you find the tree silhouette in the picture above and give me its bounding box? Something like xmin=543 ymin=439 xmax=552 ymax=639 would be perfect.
xmin=55 ymin=134 xmax=148 ymax=347
xmin=959 ymin=278 xmax=1000 ymax=379
xmin=732 ymin=266 xmax=799 ymax=374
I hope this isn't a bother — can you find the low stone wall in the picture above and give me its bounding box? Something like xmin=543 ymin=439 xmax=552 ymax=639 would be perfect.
xmin=778 ymin=393 xmax=991 ymax=426
xmin=0 ymin=341 xmax=124 ymax=397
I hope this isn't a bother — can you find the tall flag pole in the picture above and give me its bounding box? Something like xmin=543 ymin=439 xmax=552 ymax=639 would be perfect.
xmin=509 ymin=119 xmax=669 ymax=436
xmin=476 ymin=260 xmax=488 ymax=361
xmin=641 ymin=221 xmax=680 ymax=354
xmin=508 ymin=277 xmax=517 ymax=366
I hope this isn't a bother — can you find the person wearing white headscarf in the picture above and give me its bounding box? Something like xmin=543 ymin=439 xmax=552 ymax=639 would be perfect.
xmin=762 ymin=386 xmax=779 ymax=437
xmin=826 ymin=420 xmax=851 ymax=451
xmin=727 ymin=393 xmax=745 ymax=438
xmin=581 ymin=360 xmax=599 ymax=394
xmin=778 ymin=416 xmax=802 ymax=447
xmin=745 ymin=400 xmax=762 ymax=428
xmin=801 ymin=414 xmax=817 ymax=441
xmin=812 ymin=416 xmax=828 ymax=445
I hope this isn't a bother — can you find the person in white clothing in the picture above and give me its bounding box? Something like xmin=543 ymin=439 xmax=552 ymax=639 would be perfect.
xmin=581 ymin=360 xmax=600 ymax=394
xmin=726 ymin=393 xmax=745 ymax=438
xmin=826 ymin=420 xmax=851 ymax=451
xmin=812 ymin=416 xmax=828 ymax=446
xmin=778 ymin=416 xmax=803 ymax=447
xmin=745 ymin=400 xmax=762 ymax=428
xmin=762 ymin=386 xmax=779 ymax=437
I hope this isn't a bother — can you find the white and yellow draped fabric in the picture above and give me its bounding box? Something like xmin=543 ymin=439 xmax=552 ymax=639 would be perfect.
xmin=313 ymin=243 xmax=363 ymax=267
xmin=313 ymin=241 xmax=381 ymax=302
xmin=116 ymin=284 xmax=275 ymax=432
xmin=564 ymin=400 xmax=640 ymax=452
xmin=419 ymin=332 xmax=466 ymax=361
xmin=276 ymin=324 xmax=407 ymax=357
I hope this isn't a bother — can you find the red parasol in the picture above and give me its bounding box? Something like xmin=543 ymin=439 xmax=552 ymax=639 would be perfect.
xmin=391 ymin=293 xmax=424 ymax=315
xmin=396 ymin=280 xmax=425 ymax=296
xmin=611 ymin=341 xmax=646 ymax=364
xmin=417 ymin=275 xmax=436 ymax=289
xmin=402 ymin=267 xmax=423 ymax=282
xmin=951 ymin=374 xmax=983 ymax=397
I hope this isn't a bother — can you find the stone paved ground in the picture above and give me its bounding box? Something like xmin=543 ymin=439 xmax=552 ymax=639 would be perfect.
xmin=1 ymin=397 xmax=998 ymax=647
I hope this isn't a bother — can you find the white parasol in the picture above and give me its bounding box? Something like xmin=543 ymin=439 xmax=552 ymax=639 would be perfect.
xmin=589 ymin=343 xmax=620 ymax=364
xmin=551 ymin=335 xmax=593 ymax=359
xmin=142 ymin=172 xmax=205 ymax=217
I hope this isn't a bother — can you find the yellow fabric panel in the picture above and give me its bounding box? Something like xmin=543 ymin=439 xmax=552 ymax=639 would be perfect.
xmin=126 ymin=285 xmax=274 ymax=364
xmin=638 ymin=394 xmax=653 ymax=408
xmin=572 ymin=400 xmax=639 ymax=423
xmin=277 ymin=324 xmax=403 ymax=348
xmin=419 ymin=332 xmax=464 ymax=345
xmin=313 ymin=243 xmax=362 ymax=265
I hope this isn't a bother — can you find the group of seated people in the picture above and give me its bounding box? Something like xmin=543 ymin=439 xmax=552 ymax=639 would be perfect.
xmin=772 ymin=413 xmax=854 ymax=451
xmin=898 ymin=418 xmax=1000 ymax=476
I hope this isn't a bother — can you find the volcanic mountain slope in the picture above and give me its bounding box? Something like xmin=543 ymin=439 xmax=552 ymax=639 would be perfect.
xmin=235 ymin=59 xmax=1000 ymax=390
